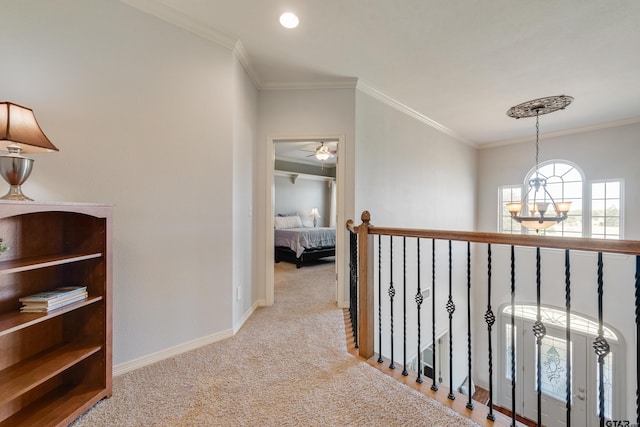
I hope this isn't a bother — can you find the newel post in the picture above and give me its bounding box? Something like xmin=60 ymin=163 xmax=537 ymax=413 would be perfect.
xmin=358 ymin=211 xmax=375 ymax=359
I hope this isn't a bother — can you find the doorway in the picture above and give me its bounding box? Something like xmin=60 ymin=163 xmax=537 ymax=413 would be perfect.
xmin=498 ymin=305 xmax=622 ymax=427
xmin=265 ymin=135 xmax=346 ymax=307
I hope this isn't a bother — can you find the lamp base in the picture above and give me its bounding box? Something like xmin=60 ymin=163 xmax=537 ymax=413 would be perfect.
xmin=1 ymin=185 xmax=33 ymax=201
xmin=0 ymin=154 xmax=35 ymax=202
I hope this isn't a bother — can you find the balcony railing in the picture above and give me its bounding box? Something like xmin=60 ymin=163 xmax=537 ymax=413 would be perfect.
xmin=347 ymin=211 xmax=640 ymax=427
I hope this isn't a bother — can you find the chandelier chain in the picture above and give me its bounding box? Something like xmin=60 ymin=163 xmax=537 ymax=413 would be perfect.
xmin=535 ymin=112 xmax=540 ymax=175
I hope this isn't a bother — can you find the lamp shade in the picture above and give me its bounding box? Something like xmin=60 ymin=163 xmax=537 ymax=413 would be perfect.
xmin=310 ymin=208 xmax=320 ymax=218
xmin=0 ymin=102 xmax=58 ymax=153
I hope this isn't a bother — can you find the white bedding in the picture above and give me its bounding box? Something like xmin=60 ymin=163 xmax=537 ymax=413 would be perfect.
xmin=274 ymin=227 xmax=336 ymax=258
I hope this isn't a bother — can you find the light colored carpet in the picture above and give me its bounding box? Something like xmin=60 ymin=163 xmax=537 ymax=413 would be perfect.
xmin=72 ymin=258 xmax=478 ymax=426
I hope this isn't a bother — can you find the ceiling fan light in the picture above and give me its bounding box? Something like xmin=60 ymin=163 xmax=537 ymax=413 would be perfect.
xmin=315 ymin=152 xmax=331 ymax=161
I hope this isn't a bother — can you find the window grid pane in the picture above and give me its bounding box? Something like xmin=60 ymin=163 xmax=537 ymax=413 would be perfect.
xmin=591 ymin=180 xmax=621 ymax=239
xmin=500 ymin=185 xmax=521 ymax=234
xmin=524 ymin=161 xmax=583 ymax=237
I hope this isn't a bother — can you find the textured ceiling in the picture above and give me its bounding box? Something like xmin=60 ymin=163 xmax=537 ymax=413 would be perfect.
xmin=125 ymin=0 xmax=640 ymax=146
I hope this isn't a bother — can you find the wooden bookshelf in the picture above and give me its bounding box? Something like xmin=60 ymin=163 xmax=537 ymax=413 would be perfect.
xmin=0 ymin=201 xmax=112 ymax=426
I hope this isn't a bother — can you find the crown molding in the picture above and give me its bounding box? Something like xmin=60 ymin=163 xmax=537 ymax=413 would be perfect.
xmin=481 ymin=115 xmax=640 ymax=149
xmin=232 ymin=40 xmax=261 ymax=88
xmin=260 ymin=78 xmax=358 ymax=91
xmin=121 ymin=0 xmax=235 ymax=48
xmin=120 ymin=0 xmax=263 ymax=87
xmin=356 ymin=81 xmax=473 ymax=146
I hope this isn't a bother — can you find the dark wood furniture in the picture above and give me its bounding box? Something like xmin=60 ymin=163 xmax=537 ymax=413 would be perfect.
xmin=275 ymin=246 xmax=335 ymax=268
xmin=0 ymin=201 xmax=112 ymax=426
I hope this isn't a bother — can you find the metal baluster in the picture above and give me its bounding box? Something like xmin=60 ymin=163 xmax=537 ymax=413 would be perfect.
xmin=466 ymin=241 xmax=474 ymax=410
xmin=416 ymin=238 xmax=424 ymax=384
xmin=565 ymin=249 xmax=572 ymax=427
xmin=533 ymin=247 xmax=546 ymax=427
xmin=485 ymin=244 xmax=496 ymax=421
xmin=431 ymin=239 xmax=438 ymax=392
xmin=447 ymin=240 xmax=455 ymax=401
xmin=378 ymin=235 xmax=383 ymax=364
xmin=349 ymin=230 xmax=358 ymax=348
xmin=593 ymin=252 xmax=609 ymax=427
xmin=402 ymin=237 xmax=408 ymax=376
xmin=510 ymin=245 xmax=516 ymax=427
xmin=636 ymin=255 xmax=640 ymax=426
xmin=389 ymin=236 xmax=396 ymax=369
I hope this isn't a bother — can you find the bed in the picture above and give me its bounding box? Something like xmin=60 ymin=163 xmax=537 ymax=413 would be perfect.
xmin=274 ymin=216 xmax=336 ymax=268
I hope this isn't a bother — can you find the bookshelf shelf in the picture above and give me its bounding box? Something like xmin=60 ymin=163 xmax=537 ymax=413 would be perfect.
xmin=0 ymin=253 xmax=103 ymax=275
xmin=0 ymin=201 xmax=112 ymax=426
xmin=0 ymin=296 xmax=103 ymax=337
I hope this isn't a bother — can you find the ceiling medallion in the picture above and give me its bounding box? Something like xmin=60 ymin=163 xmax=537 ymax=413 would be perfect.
xmin=507 ymin=95 xmax=573 ymax=119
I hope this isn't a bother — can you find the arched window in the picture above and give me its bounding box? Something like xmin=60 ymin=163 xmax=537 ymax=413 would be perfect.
xmin=525 ymin=160 xmax=584 ymax=237
xmin=499 ymin=160 xmax=623 ymax=238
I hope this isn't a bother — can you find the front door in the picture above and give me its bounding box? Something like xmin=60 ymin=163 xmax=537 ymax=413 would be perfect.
xmin=499 ymin=309 xmax=618 ymax=427
xmin=521 ymin=320 xmax=587 ymax=426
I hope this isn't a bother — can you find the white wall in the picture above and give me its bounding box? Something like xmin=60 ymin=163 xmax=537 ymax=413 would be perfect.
xmin=354 ymin=91 xmax=477 ymax=230
xmin=274 ymin=175 xmax=331 ymax=227
xmin=0 ymin=0 xmax=242 ymax=365
xmin=475 ymin=123 xmax=640 ymax=419
xmin=354 ymin=89 xmax=478 ymax=390
xmin=232 ymin=55 xmax=258 ymax=328
xmin=256 ymin=88 xmax=356 ymax=304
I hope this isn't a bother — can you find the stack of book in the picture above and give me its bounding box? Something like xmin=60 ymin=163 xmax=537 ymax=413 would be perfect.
xmin=19 ymin=286 xmax=88 ymax=313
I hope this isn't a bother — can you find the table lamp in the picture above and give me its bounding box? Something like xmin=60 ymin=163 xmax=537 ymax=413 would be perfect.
xmin=0 ymin=102 xmax=58 ymax=200
xmin=310 ymin=208 xmax=320 ymax=227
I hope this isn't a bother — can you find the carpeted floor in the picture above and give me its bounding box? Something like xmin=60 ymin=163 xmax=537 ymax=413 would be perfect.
xmin=71 ymin=258 xmax=478 ymax=426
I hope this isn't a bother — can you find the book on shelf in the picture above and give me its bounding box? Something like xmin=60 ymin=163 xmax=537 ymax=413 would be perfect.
xmin=19 ymin=286 xmax=88 ymax=312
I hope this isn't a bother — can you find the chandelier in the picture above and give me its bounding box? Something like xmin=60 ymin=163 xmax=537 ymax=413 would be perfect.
xmin=505 ymin=95 xmax=574 ymax=231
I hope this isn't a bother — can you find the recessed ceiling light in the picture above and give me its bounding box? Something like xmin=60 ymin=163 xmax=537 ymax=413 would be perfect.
xmin=279 ymin=12 xmax=299 ymax=29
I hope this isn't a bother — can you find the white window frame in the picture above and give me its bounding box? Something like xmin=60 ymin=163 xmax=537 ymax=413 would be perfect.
xmin=498 ymin=160 xmax=624 ymax=239
xmin=588 ymin=179 xmax=624 ymax=239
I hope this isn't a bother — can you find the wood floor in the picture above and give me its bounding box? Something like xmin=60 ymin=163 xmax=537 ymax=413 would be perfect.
xmin=342 ymin=310 xmax=531 ymax=427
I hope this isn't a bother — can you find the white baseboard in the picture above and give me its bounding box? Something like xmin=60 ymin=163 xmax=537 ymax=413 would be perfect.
xmin=113 ymin=328 xmax=234 ymax=376
xmin=114 ymin=299 xmax=267 ymax=377
xmin=233 ymin=300 xmax=262 ymax=334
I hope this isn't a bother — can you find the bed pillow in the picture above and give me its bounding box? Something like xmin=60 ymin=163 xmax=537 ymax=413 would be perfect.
xmin=277 ymin=212 xmax=298 ymax=217
xmin=274 ymin=215 xmax=302 ymax=229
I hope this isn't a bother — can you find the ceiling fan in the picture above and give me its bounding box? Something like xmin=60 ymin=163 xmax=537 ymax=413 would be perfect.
xmin=304 ymin=142 xmax=336 ymax=161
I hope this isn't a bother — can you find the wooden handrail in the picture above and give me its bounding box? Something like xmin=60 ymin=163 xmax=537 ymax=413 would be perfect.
xmin=349 ymin=221 xmax=640 ymax=256
xmin=345 ymin=210 xmax=640 ymax=361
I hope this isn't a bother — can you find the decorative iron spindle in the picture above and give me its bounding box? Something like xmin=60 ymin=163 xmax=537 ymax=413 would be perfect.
xmin=416 ymin=238 xmax=424 ymax=384
xmin=510 ymin=245 xmax=516 ymax=427
xmin=533 ymin=247 xmax=546 ymax=427
xmin=402 ymin=237 xmax=408 ymax=376
xmin=636 ymin=255 xmax=640 ymax=425
xmin=466 ymin=241 xmax=474 ymax=410
xmin=378 ymin=235 xmax=383 ymax=364
xmin=593 ymin=252 xmax=609 ymax=427
xmin=447 ymin=240 xmax=455 ymax=401
xmin=388 ymin=236 xmax=396 ymax=370
xmin=431 ymin=239 xmax=438 ymax=391
xmin=349 ymin=230 xmax=358 ymax=348
xmin=485 ymin=244 xmax=496 ymax=421
xmin=565 ymin=249 xmax=572 ymax=427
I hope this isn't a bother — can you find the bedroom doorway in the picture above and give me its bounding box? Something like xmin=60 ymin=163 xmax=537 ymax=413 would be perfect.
xmin=265 ymin=135 xmax=346 ymax=307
